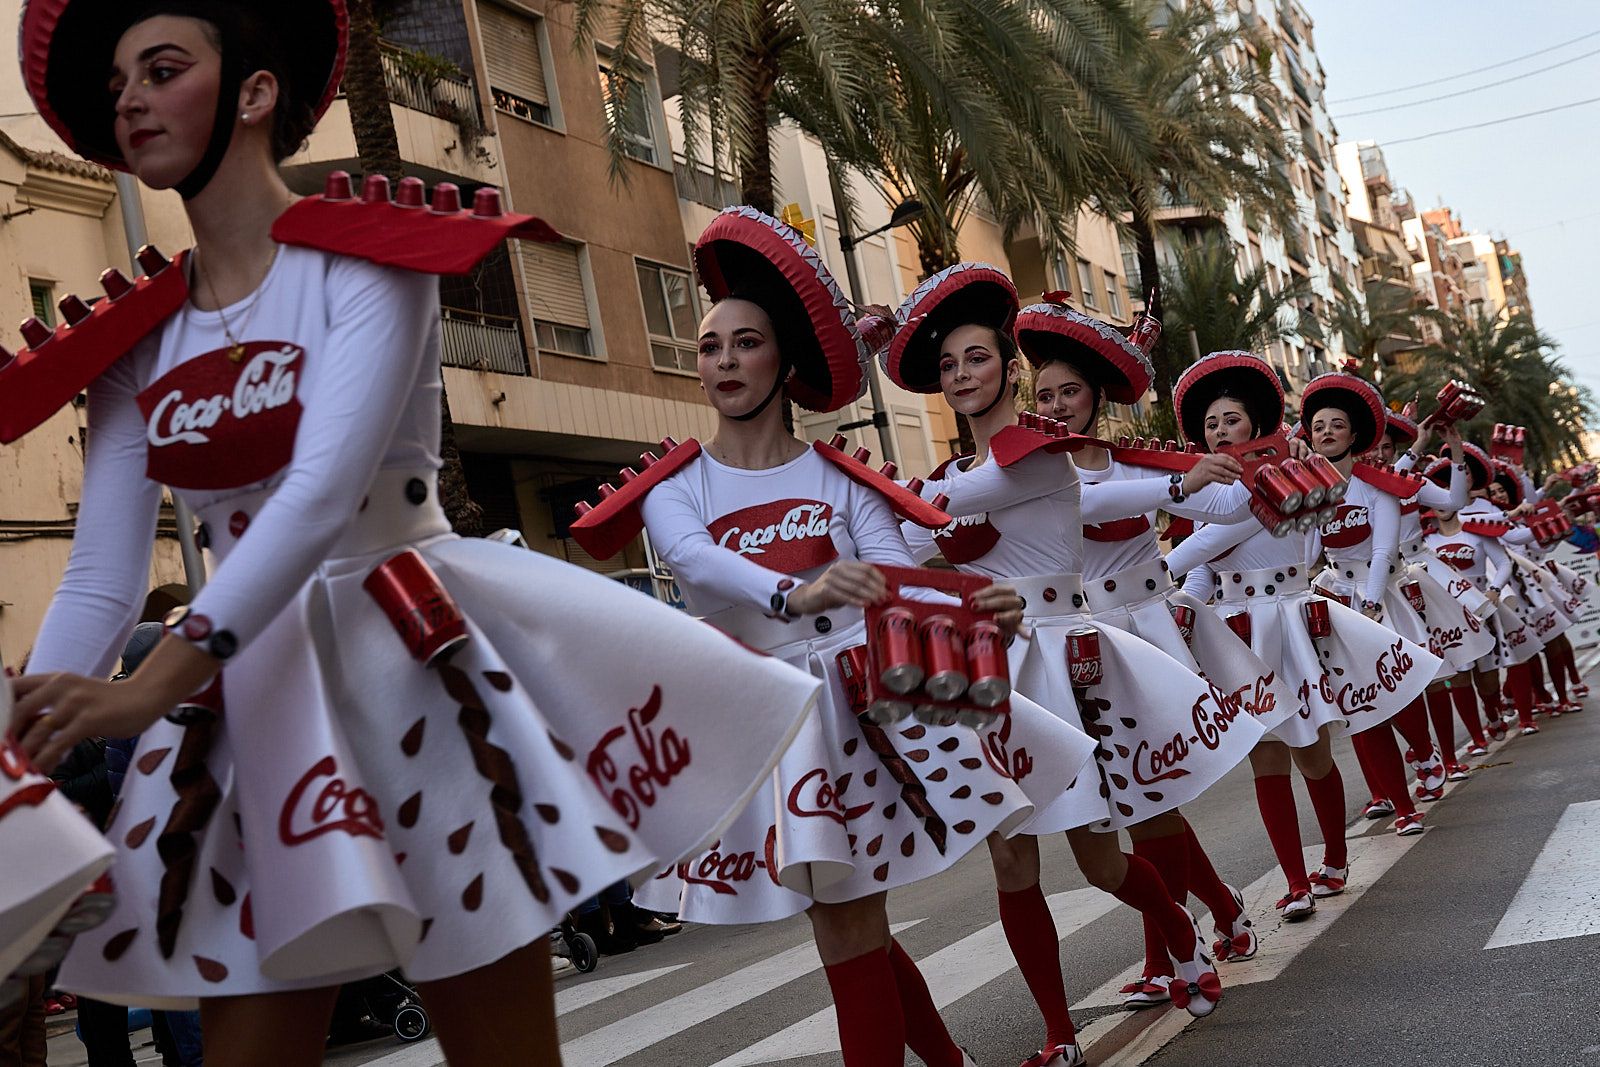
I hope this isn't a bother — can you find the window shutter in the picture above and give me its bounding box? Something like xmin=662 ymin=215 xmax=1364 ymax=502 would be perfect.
xmin=518 ymin=240 xmax=589 ymax=328
xmin=479 ymin=3 xmax=549 ymax=106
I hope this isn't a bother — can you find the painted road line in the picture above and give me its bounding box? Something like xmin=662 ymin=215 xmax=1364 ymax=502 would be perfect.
xmin=710 ymin=890 xmax=1118 ymax=1067
xmin=1485 ymin=800 xmax=1600 ymax=950
xmin=560 ymin=921 xmax=922 ymax=1067
xmin=556 ymin=962 xmax=693 ymax=1015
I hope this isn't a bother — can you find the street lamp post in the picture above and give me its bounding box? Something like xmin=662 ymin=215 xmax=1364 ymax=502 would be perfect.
xmin=825 ymin=159 xmax=924 ymax=466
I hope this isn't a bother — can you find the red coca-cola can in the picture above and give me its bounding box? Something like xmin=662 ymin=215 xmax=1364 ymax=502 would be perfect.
xmin=1253 ymin=463 xmax=1304 ymax=514
xmin=964 ymin=621 xmax=1009 ymax=707
xmin=1278 ymin=457 xmax=1326 ymax=509
xmin=1224 ymin=609 xmax=1253 ymax=645
xmin=168 ymin=674 xmax=224 ymax=726
xmin=1402 ymin=580 xmax=1426 ymax=619
xmin=920 ymin=615 xmax=969 ymax=701
xmin=875 ymin=607 xmax=925 ymax=695
xmin=1250 ymin=496 xmax=1295 ymax=537
xmin=1128 ymin=310 xmax=1163 ymax=352
xmin=836 ymin=645 xmax=871 ymax=716
xmin=1170 ymin=604 xmax=1195 ymax=646
xmin=1065 ymin=627 xmax=1103 ymax=688
xmin=1302 ymin=453 xmax=1349 ymax=504
xmin=362 ymin=550 xmax=469 ymax=665
xmin=1304 ymin=598 xmax=1331 ymax=639
xmin=913 ymin=703 xmax=961 ymax=727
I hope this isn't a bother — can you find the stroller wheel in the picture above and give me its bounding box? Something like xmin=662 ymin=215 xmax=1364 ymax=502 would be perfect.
xmin=394 ymin=1003 xmax=431 ymax=1042
xmin=571 ymin=932 xmax=599 ymax=974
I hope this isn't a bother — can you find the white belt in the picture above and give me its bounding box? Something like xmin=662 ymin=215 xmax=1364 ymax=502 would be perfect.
xmin=194 ymin=468 xmax=452 ymax=564
xmin=701 ymin=602 xmax=864 ymax=654
xmin=1083 ymin=556 xmax=1175 ymax=613
xmin=1214 ymin=564 xmax=1311 ymax=604
xmin=1010 ymin=573 xmax=1091 ymax=620
xmin=1399 ymin=538 xmax=1428 ymax=560
xmin=1323 ymin=557 xmax=1402 ymax=590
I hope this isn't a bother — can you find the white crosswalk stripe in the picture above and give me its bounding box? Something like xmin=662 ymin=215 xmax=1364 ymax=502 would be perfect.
xmin=1485 ymin=799 xmax=1600 ymax=950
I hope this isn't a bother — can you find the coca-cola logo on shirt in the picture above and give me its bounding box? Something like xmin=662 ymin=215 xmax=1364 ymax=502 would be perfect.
xmin=1320 ymin=504 xmax=1371 ymax=548
xmin=708 ymin=499 xmax=838 ymax=573
xmin=1434 ymin=543 xmax=1476 ymax=571
xmin=137 ymin=341 xmax=304 ymax=491
xmin=934 ymin=512 xmax=1002 ymax=564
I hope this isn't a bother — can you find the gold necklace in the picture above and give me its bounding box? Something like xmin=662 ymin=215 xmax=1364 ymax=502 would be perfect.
xmin=196 ymin=247 xmax=275 ymax=363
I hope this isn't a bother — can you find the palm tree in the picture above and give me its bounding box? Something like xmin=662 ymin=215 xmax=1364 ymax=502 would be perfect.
xmin=344 ymin=0 xmax=483 ymax=534
xmin=1160 ymin=234 xmax=1308 ymax=365
xmin=1324 ymin=274 xmax=1424 ymax=377
xmin=1111 ymin=0 xmax=1297 ymax=403
xmin=1381 ymin=307 xmax=1594 ymax=470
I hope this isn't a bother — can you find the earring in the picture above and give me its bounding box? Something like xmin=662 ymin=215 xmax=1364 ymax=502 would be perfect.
xmin=241 ymin=113 xmax=250 ymax=123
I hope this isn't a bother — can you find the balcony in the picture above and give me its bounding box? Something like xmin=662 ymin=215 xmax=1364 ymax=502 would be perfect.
xmin=379 ymin=45 xmax=482 ymax=125
xmin=674 ymin=156 xmax=738 ymax=210
xmin=441 ymin=308 xmax=530 ymax=376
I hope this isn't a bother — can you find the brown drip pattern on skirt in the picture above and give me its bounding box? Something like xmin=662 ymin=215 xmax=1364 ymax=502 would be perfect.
xmin=154 ymin=681 xmax=225 ymax=959
xmin=855 ymin=719 xmax=949 ymax=864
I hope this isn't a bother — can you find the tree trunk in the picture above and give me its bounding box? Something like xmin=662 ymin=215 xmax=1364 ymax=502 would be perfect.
xmin=344 ymin=0 xmax=481 ymax=534
xmin=1132 ymin=209 xmax=1175 ymax=406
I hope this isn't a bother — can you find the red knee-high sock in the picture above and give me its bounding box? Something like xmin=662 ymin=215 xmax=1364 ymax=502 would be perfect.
xmin=1476 ymin=671 xmax=1505 ymax=725
xmin=995 ymin=888 xmax=1076 ymax=1048
xmin=1392 ymin=697 xmax=1435 ymax=765
xmin=1112 ymin=854 xmax=1198 ymax=963
xmin=1351 ymin=725 xmax=1388 ymax=800
xmin=1554 ymin=637 xmax=1581 ymax=685
xmin=1506 ymin=662 xmax=1535 ymax=727
xmin=1182 ymin=818 xmax=1242 ymax=926
xmin=1352 ymin=728 xmax=1416 ymax=817
xmin=1529 ymin=654 xmax=1552 ymax=704
xmin=886 ymin=939 xmax=963 ymax=1067
xmin=1301 ymin=762 xmax=1348 ymax=870
xmin=1254 ymin=774 xmax=1310 ymax=896
xmin=1425 ymin=687 xmax=1457 ymax=762
xmin=1451 ymin=683 xmax=1487 ymax=746
xmin=1132 ymin=833 xmax=1191 ymax=978
xmin=1545 ymin=650 xmax=1570 ymax=703
xmin=825 ymin=949 xmax=907 ymax=1067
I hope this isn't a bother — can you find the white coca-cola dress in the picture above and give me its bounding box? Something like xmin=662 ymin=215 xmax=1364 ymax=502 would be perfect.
xmin=25 ymin=247 xmax=819 ymax=1007
xmin=1171 ymin=511 xmax=1440 ymax=748
xmin=0 ymin=681 xmax=114 ymax=984
xmin=1424 ymin=522 xmax=1536 ymax=671
xmin=1390 ymin=457 xmax=1498 ymax=673
xmin=1312 ymin=473 xmax=1491 ymax=679
xmin=632 ymin=448 xmax=1085 ymax=924
xmin=905 ymin=442 xmax=1264 ymax=832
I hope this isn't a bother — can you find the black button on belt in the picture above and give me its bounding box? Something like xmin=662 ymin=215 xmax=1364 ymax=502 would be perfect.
xmin=1072 ymin=594 xmax=1084 ymax=608
xmin=1289 ymin=566 xmax=1298 ymax=577
xmin=1275 ymin=572 xmax=1285 ymax=582
xmin=1104 ymin=580 xmax=1116 ymax=592
xmin=1345 ymin=569 xmax=1355 ymax=578
xmin=1266 ymin=585 xmax=1276 ymax=594
xmin=1018 ymin=596 xmax=1027 ymax=610
xmin=405 ymin=478 xmax=429 ymax=505
xmin=194 ymin=523 xmax=211 ymax=549
xmin=815 ymin=616 xmax=832 ymax=634
xmin=1145 ymin=578 xmax=1158 ymax=590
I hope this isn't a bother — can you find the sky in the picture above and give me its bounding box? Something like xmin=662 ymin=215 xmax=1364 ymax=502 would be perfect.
xmin=1309 ymin=1 xmax=1600 ymax=402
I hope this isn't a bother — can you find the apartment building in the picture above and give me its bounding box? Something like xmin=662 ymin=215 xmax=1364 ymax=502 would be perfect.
xmin=1334 ymin=139 xmax=1426 ymax=368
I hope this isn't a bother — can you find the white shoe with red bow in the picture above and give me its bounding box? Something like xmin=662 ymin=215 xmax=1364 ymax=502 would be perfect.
xmin=1019 ymin=1042 xmax=1086 ymax=1067
xmin=1165 ymin=911 xmax=1222 ymax=1018
xmin=1211 ymin=884 xmax=1256 ymax=962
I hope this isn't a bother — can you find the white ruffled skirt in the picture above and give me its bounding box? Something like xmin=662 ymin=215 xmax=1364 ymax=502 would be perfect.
xmin=1317 ymin=557 xmax=1494 ymax=679
xmin=59 ymin=471 xmax=819 ymax=1008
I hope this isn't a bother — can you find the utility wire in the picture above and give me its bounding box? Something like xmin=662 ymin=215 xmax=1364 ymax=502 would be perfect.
xmin=1338 ymin=46 xmax=1600 ymax=118
xmin=1330 ymin=28 xmax=1600 ymax=103
xmin=1383 ymin=95 xmax=1600 ymax=146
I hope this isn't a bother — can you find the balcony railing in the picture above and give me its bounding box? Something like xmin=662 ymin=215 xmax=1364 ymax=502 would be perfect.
xmin=379 ymin=45 xmax=482 ymax=124
xmin=674 ymin=156 xmax=738 ymax=210
xmin=441 ymin=308 xmax=529 ymax=375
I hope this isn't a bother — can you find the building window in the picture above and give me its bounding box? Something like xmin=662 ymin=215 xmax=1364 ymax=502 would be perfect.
xmin=1104 ymin=272 xmax=1125 ymax=319
xmin=1076 ymin=259 xmax=1099 ymax=310
xmin=638 ymin=260 xmax=698 ymax=374
xmin=517 ymin=239 xmax=596 ymax=359
xmin=479 ymin=2 xmax=553 ymax=126
xmin=28 ymin=280 xmax=54 ymax=326
xmin=598 ymin=57 xmax=657 ymax=164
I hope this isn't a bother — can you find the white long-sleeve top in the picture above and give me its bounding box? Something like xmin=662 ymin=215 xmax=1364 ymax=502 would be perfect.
xmin=1308 ymin=477 xmax=1401 ymax=604
xmin=1073 ymin=457 xmax=1252 ymax=579
xmin=1391 ymin=455 xmax=1469 ymax=542
xmin=1427 ymin=522 xmax=1514 ymax=596
xmin=642 ymin=448 xmax=919 ymax=617
xmin=28 ymin=246 xmax=440 ymax=678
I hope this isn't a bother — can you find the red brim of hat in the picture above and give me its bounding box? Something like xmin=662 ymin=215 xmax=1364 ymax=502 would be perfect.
xmin=695 ymin=207 xmax=861 ymax=413
xmin=884 ymin=264 xmax=1017 ymax=394
xmin=1385 ymin=412 xmax=1419 ymax=444
xmin=1301 ymin=375 xmax=1386 ymax=455
xmin=1173 ymin=351 xmax=1284 ymax=446
xmin=1437 ymin=446 xmax=1490 ymax=490
xmin=20 ymin=0 xmax=348 ymax=170
xmin=1015 ymin=306 xmax=1151 ymax=404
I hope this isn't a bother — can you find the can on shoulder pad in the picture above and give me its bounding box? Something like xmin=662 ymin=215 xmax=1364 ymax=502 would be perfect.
xmin=875 ymin=607 xmax=925 ymax=695
xmin=1065 ymin=627 xmax=1102 ymax=688
xmin=363 ymin=549 xmax=469 ymax=665
xmin=1170 ymin=604 xmax=1196 ymax=646
xmin=1304 ymin=598 xmax=1331 ymax=639
xmin=964 ymin=621 xmax=1009 ymax=707
xmin=1401 ymin=580 xmax=1427 ymax=619
xmin=920 ymin=615 xmax=969 ymax=701
xmin=1224 ymin=609 xmax=1252 ymax=645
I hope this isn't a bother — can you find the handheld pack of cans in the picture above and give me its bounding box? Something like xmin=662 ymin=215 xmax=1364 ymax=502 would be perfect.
xmin=1219 ymin=434 xmax=1350 ymax=537
xmin=1490 ymin=424 xmax=1527 ymax=465
xmin=1422 ymin=380 xmax=1485 ymax=430
xmin=1528 ymin=498 xmax=1573 ymax=547
xmin=838 ymin=565 xmax=1013 ymax=728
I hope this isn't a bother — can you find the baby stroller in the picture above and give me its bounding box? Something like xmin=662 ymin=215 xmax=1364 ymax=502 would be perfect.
xmin=551 ymin=913 xmax=599 ymax=974
xmin=334 ymin=970 xmax=431 ymax=1043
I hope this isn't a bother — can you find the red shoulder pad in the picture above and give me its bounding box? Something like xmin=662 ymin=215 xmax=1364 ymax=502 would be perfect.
xmin=1162 ymin=516 xmax=1195 ymax=542
xmin=1353 ymin=462 xmax=1425 ymax=498
xmin=813 ymin=440 xmax=952 ymax=529
xmin=271 ymin=174 xmax=563 ymax=276
xmin=1107 ymin=439 xmax=1201 ymax=474
xmin=990 ymin=424 xmax=1082 ymax=468
xmin=0 ymin=248 xmax=189 ymax=444
xmin=1462 ymin=519 xmax=1515 ymax=538
xmin=568 ymin=438 xmax=703 ymax=560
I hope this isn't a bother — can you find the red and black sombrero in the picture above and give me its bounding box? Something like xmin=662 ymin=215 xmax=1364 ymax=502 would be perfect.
xmin=1301 ymin=370 xmax=1387 ymax=456
xmin=20 ymin=0 xmax=347 ymax=171
xmin=695 ymin=206 xmax=867 ymax=413
xmin=1014 ymin=298 xmax=1153 ymax=404
xmin=882 ymin=263 xmax=1018 ymax=394
xmin=1385 ymin=409 xmax=1419 ymax=445
xmin=1428 ymin=443 xmax=1491 ymax=491
xmin=1491 ymin=459 xmax=1526 ymax=507
xmin=1172 ymin=350 xmax=1284 ymax=447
